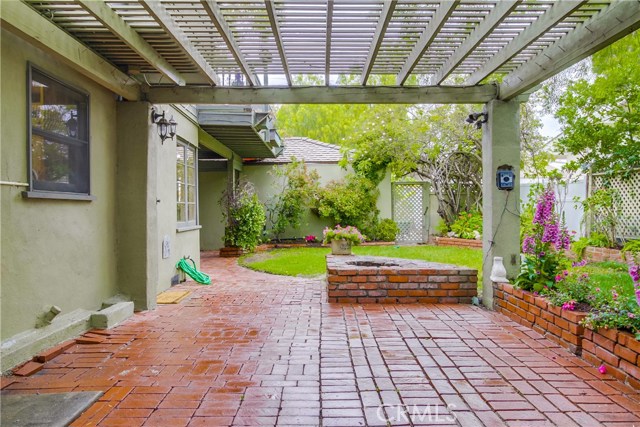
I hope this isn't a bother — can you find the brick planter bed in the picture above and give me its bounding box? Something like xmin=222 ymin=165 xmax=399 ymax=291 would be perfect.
xmin=583 ymin=328 xmax=640 ymax=389
xmin=434 ymin=236 xmax=482 ymax=249
xmin=494 ymin=282 xmax=587 ymax=355
xmin=326 ymin=255 xmax=477 ymax=304
xmin=584 ymin=246 xmax=626 ymax=263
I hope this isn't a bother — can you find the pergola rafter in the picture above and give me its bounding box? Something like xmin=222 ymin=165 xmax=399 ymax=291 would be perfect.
xmin=264 ymin=0 xmax=291 ymax=86
xmin=431 ymin=0 xmax=520 ymax=86
xmin=76 ymin=0 xmax=186 ymax=86
xmin=139 ymin=0 xmax=220 ymax=86
xmin=14 ymin=0 xmax=639 ymax=101
xmin=396 ymin=0 xmax=460 ymax=86
xmin=360 ymin=0 xmax=397 ymax=86
xmin=464 ymin=0 xmax=588 ymax=86
xmin=325 ymin=0 xmax=334 ymax=86
xmin=200 ymin=0 xmax=259 ymax=86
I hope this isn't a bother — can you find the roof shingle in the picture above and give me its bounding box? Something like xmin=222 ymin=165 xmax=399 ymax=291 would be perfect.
xmin=245 ymin=137 xmax=343 ymax=164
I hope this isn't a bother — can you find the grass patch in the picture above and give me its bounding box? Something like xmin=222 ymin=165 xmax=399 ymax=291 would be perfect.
xmin=240 ymin=245 xmax=483 ymax=281
xmin=569 ymin=261 xmax=634 ymax=298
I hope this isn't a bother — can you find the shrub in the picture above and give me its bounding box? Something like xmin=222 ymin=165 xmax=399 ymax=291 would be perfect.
xmin=369 ymin=219 xmax=400 ymax=242
xmin=314 ymin=174 xmax=379 ymax=231
xmin=220 ymin=182 xmax=266 ymax=251
xmin=449 ymin=210 xmax=482 ymax=240
xmin=581 ymin=188 xmax=622 ymax=247
xmin=623 ymin=239 xmax=640 ymax=263
xmin=266 ymin=159 xmax=320 ymax=240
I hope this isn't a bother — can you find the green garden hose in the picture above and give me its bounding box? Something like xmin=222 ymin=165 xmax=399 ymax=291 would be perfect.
xmin=176 ymin=257 xmax=211 ymax=285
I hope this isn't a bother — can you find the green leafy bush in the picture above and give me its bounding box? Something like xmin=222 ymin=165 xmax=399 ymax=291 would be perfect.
xmin=449 ymin=210 xmax=482 ymax=240
xmin=314 ymin=174 xmax=379 ymax=231
xmin=266 ymin=159 xmax=320 ymax=240
xmin=369 ymin=218 xmax=400 ymax=242
xmin=623 ymin=240 xmax=640 ymax=263
xmin=220 ymin=182 xmax=266 ymax=252
xmin=581 ymin=189 xmax=622 ymax=247
xmin=322 ymin=225 xmax=366 ymax=245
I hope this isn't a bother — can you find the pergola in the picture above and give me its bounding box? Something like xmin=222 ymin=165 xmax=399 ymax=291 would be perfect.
xmin=3 ymin=0 xmax=639 ymax=305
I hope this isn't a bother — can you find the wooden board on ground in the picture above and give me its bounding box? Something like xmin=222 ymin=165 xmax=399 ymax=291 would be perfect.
xmin=157 ymin=290 xmax=191 ymax=304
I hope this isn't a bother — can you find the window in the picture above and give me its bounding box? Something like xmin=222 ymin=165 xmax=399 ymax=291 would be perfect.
xmin=29 ymin=66 xmax=90 ymax=194
xmin=177 ymin=141 xmax=197 ymax=225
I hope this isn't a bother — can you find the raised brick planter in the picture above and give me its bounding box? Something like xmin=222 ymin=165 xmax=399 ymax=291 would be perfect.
xmin=583 ymin=327 xmax=640 ymax=389
xmin=326 ymin=255 xmax=477 ymax=304
xmin=494 ymin=282 xmax=587 ymax=354
xmin=434 ymin=236 xmax=482 ymax=249
xmin=584 ymin=246 xmax=625 ymax=263
xmin=220 ymin=247 xmax=245 ymax=257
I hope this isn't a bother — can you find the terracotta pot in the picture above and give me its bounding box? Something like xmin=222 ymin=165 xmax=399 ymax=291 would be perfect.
xmin=330 ymin=239 xmax=352 ymax=255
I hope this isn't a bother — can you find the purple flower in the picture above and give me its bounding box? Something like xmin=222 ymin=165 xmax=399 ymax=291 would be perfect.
xmin=630 ymin=264 xmax=640 ymax=284
xmin=533 ymin=189 xmax=555 ymax=225
xmin=522 ymin=235 xmax=536 ymax=254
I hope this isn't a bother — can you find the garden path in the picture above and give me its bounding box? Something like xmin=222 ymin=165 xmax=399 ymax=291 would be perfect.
xmin=3 ymin=252 xmax=640 ymax=426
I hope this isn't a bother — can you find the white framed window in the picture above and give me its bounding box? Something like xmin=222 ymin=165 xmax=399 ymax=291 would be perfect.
xmin=176 ymin=140 xmax=197 ymax=226
xmin=29 ymin=65 xmax=90 ymax=194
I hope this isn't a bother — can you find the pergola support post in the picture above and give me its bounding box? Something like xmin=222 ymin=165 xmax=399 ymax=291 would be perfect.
xmin=481 ymin=99 xmax=521 ymax=309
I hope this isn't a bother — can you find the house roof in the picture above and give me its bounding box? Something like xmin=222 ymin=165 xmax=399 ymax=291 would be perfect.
xmin=245 ymin=137 xmax=343 ymax=165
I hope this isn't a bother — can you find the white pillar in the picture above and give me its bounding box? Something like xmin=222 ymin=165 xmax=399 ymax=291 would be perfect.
xmin=482 ymin=99 xmax=521 ymax=309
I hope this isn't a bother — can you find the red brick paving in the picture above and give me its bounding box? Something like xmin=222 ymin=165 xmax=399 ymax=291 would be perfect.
xmin=3 ymin=253 xmax=640 ymax=426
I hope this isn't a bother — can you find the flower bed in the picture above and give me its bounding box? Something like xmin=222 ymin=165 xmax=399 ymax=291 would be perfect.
xmin=494 ymin=282 xmax=587 ymax=354
xmin=434 ymin=236 xmax=482 ymax=249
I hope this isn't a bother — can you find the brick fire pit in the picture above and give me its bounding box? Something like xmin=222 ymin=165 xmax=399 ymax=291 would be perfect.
xmin=326 ymin=255 xmax=477 ymax=304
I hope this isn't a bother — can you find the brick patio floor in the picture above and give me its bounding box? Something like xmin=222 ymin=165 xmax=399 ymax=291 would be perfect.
xmin=3 ymin=253 xmax=640 ymax=426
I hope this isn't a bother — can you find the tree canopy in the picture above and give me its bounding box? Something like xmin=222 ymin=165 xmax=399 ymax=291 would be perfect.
xmin=554 ymin=31 xmax=640 ymax=176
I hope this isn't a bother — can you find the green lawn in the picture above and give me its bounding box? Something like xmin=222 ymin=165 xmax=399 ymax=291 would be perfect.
xmin=239 ymin=245 xmax=483 ymax=281
xmin=569 ymin=261 xmax=634 ymax=298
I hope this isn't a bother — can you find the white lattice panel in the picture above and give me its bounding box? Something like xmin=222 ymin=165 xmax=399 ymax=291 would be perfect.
xmin=393 ymin=183 xmax=424 ymax=243
xmin=592 ymin=170 xmax=640 ymax=239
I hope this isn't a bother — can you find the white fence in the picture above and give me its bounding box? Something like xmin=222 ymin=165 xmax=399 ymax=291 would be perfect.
xmin=521 ymin=177 xmax=587 ymax=238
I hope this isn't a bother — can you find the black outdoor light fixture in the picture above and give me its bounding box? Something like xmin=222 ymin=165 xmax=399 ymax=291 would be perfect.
xmin=65 ymin=112 xmax=78 ymax=138
xmin=151 ymin=107 xmax=177 ymax=144
xmin=466 ymin=112 xmax=489 ymax=129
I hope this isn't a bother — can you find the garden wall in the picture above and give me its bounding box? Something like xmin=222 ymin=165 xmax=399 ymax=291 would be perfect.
xmin=583 ymin=246 xmax=626 ymax=263
xmin=494 ymin=281 xmax=640 ymax=390
xmin=494 ymin=282 xmax=586 ymax=354
xmin=434 ymin=236 xmax=482 ymax=249
xmin=327 ymin=255 xmax=477 ymax=304
xmin=583 ymin=328 xmax=640 ymax=389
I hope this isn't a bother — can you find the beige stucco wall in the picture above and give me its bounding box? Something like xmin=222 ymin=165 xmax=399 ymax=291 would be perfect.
xmin=1 ymin=29 xmax=118 ymax=339
xmin=199 ymin=171 xmax=227 ymax=250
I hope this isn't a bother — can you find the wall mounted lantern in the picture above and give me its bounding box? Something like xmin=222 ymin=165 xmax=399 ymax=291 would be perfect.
xmin=465 ymin=112 xmax=489 ymax=129
xmin=151 ymin=107 xmax=177 ymax=144
xmin=65 ymin=112 xmax=78 ymax=138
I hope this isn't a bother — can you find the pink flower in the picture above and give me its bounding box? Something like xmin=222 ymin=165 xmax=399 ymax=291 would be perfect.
xmin=628 ymin=313 xmax=636 ymax=319
xmin=598 ymin=364 xmax=607 ymax=374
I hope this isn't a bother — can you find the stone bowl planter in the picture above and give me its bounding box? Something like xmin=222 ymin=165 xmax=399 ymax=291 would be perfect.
xmin=330 ymin=239 xmax=352 ymax=255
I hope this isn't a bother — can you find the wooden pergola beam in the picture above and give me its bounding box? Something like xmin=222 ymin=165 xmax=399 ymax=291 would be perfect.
xmin=325 ymin=0 xmax=334 ymax=86
xmin=76 ymin=0 xmax=185 ymax=86
xmin=264 ymin=1 xmax=291 ymax=86
xmin=396 ymin=0 xmax=459 ymax=86
xmin=0 ymin=0 xmax=140 ymax=100
xmin=200 ymin=0 xmax=258 ymax=86
xmin=465 ymin=0 xmax=587 ymax=86
xmin=361 ymin=0 xmax=396 ymax=86
xmin=146 ymin=85 xmax=498 ymax=105
xmin=432 ymin=0 xmax=520 ymax=85
xmin=499 ymin=0 xmax=640 ymax=100
xmin=139 ymin=0 xmax=219 ymax=86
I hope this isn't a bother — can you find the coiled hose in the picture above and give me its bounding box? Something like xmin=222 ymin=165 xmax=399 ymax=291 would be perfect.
xmin=176 ymin=257 xmax=211 ymax=285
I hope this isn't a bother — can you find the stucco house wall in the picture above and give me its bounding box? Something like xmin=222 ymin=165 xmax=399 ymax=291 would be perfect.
xmin=0 ymin=29 xmax=203 ymax=369
xmin=1 ymin=29 xmax=120 ymax=340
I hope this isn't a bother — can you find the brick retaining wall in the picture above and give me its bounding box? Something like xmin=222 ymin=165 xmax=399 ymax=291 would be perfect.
xmin=434 ymin=236 xmax=482 ymax=249
xmin=326 ymin=255 xmax=477 ymax=304
xmin=584 ymin=246 xmax=625 ymax=263
xmin=583 ymin=328 xmax=640 ymax=389
xmin=494 ymin=282 xmax=587 ymax=354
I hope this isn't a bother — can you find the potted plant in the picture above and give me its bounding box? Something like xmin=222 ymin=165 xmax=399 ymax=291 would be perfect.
xmin=323 ymin=225 xmax=366 ymax=255
xmin=219 ymin=182 xmax=266 ymax=257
